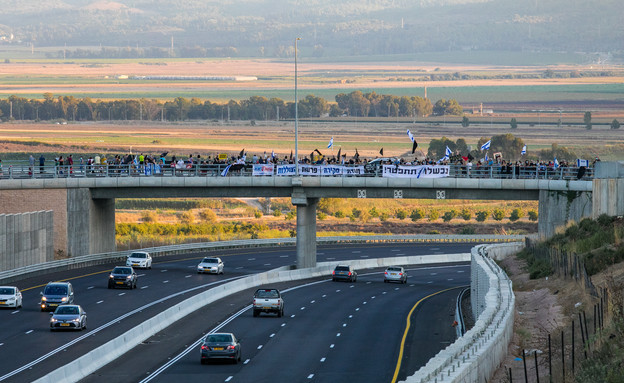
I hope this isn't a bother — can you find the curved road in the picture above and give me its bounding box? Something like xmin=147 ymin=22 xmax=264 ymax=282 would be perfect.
xmin=0 ymin=243 xmax=473 ymax=383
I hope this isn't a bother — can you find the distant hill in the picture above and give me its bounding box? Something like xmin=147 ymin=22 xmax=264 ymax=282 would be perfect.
xmin=0 ymin=0 xmax=621 ymax=61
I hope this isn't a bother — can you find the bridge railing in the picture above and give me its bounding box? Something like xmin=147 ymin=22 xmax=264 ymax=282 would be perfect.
xmin=0 ymin=163 xmax=594 ymax=180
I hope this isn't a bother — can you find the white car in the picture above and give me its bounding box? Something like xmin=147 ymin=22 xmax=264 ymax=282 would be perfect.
xmin=197 ymin=257 xmax=224 ymax=274
xmin=126 ymin=251 xmax=152 ymax=269
xmin=0 ymin=286 xmax=23 ymax=308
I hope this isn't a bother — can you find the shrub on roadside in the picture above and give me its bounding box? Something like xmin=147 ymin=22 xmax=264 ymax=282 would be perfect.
xmin=460 ymin=208 xmax=472 ymax=221
xmin=369 ymin=207 xmax=380 ymax=218
xmin=254 ymin=210 xmax=263 ymax=219
xmin=428 ymin=209 xmax=440 ymax=221
xmin=509 ymin=208 xmax=524 ymax=222
xmin=528 ymin=210 xmax=538 ymax=221
xmin=198 ymin=209 xmax=217 ymax=223
xmin=273 ymin=209 xmax=282 ymax=217
xmin=410 ymin=208 xmax=425 ymax=221
xmin=317 ymin=212 xmax=327 ymax=220
xmin=334 ymin=210 xmax=345 ymax=218
xmin=396 ymin=209 xmax=408 ymax=220
xmin=141 ymin=211 xmax=157 ymax=223
xmin=379 ymin=212 xmax=390 ymax=222
xmin=475 ymin=211 xmax=489 ymax=222
xmin=492 ymin=208 xmax=505 ymax=221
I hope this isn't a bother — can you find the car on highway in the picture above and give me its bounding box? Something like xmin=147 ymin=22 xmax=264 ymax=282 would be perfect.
xmin=197 ymin=257 xmax=224 ymax=274
xmin=332 ymin=265 xmax=358 ymax=282
xmin=49 ymin=304 xmax=87 ymax=331
xmin=126 ymin=251 xmax=152 ymax=269
xmin=384 ymin=266 xmax=408 ymax=284
xmin=108 ymin=266 xmax=138 ymax=289
xmin=40 ymin=281 xmax=74 ymax=312
xmin=0 ymin=286 xmax=22 ymax=308
xmin=200 ymin=333 xmax=241 ymax=364
xmin=252 ymin=288 xmax=284 ymax=317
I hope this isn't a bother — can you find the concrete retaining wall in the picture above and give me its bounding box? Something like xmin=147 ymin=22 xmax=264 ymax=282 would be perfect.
xmin=33 ymin=252 xmax=470 ymax=383
xmin=0 ymin=210 xmax=53 ymax=272
xmin=403 ymin=243 xmax=517 ymax=383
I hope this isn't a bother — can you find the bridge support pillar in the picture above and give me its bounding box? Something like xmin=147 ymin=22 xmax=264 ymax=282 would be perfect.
xmin=538 ymin=189 xmax=593 ymax=239
xmin=67 ymin=189 xmax=116 ymax=257
xmin=292 ymin=193 xmax=318 ymax=269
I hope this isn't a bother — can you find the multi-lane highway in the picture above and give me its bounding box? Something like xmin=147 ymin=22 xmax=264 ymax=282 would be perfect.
xmin=0 ymin=243 xmax=473 ymax=383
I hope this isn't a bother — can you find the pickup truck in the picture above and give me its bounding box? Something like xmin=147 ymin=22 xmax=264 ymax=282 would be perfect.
xmin=252 ymin=288 xmax=284 ymax=317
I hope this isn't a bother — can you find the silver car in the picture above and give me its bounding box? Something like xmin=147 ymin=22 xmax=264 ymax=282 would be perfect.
xmin=197 ymin=257 xmax=224 ymax=274
xmin=200 ymin=333 xmax=241 ymax=364
xmin=50 ymin=304 xmax=87 ymax=331
xmin=384 ymin=266 xmax=407 ymax=284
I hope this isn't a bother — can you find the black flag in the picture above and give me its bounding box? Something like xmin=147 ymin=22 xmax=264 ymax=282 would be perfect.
xmin=314 ymin=148 xmax=323 ymax=156
xmin=355 ymin=148 xmax=360 ymax=159
xmin=379 ymin=148 xmax=384 ymax=156
xmin=336 ymin=147 xmax=341 ymax=159
xmin=239 ymin=148 xmax=245 ymax=157
xmin=290 ymin=150 xmax=293 ymax=161
xmin=411 ymin=141 xmax=418 ymax=154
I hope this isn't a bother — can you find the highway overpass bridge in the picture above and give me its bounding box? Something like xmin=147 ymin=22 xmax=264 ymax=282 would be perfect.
xmin=0 ymin=161 xmax=622 ymax=268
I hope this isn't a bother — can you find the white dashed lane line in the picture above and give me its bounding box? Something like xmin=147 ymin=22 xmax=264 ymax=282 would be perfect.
xmin=236 ymin=267 xmax=243 ymax=269
xmin=257 ymin=345 xmax=263 ymax=350
xmin=320 ymin=357 xmax=326 ymax=362
xmin=96 ymin=300 xmax=104 ymax=304
xmin=0 ymin=343 xmax=3 ymax=346
xmin=330 ymin=344 xmax=335 ymax=348
xmin=11 ymin=311 xmax=19 ymax=314
xmin=25 ymin=330 xmax=33 ymax=335
xmin=118 ymin=293 xmax=125 ymax=296
xmin=244 ymin=359 xmax=250 ymax=364
xmin=322 ymin=294 xmax=327 ymax=298
xmin=335 ymin=290 xmax=341 ymax=292
xmin=141 ymin=286 xmax=149 ymax=289
xmin=348 ymin=315 xmax=353 ymax=318
xmin=342 ymin=323 xmax=347 ymax=327
xmin=264 ymin=263 xmax=271 ymax=266
xmin=427 ymin=281 xmax=434 ymax=284
xmin=352 ymin=251 xmax=361 ymax=253
xmin=281 ymin=323 xmax=286 ymax=327
xmin=310 ymin=300 xmax=315 ymax=304
xmin=391 ymin=249 xmax=400 ymax=252
xmin=87 ymin=286 xmax=94 ymax=290
xmin=397 ymin=253 xmax=405 ymax=256
xmin=138 ymin=274 xmax=146 ymax=277
xmin=356 ymin=308 xmax=360 ymax=311
xmin=360 ymin=255 xmax=369 ymax=258
xmin=185 ymin=275 xmax=192 ymax=278
xmin=302 ymin=305 xmax=307 ymax=309
xmin=280 ymin=255 xmax=289 ymax=258
xmin=430 ymin=272 xmax=438 ymax=275
xmin=308 ymin=374 xmax=314 ymax=379
xmin=326 ymin=257 xmax=335 ymax=260
xmin=160 ymin=270 xmax=167 ymax=273
xmin=457 ymin=270 xmax=465 ymax=273
xmin=270 ymin=333 xmax=275 ymax=338
xmin=163 ymin=280 xmax=169 ymax=284
xmin=363 ymin=302 xmax=367 ymax=305
xmin=290 ymin=315 xmax=295 ymax=318
xmin=317 ymin=252 xmax=325 ymax=255
xmin=336 ymin=333 xmax=341 ymax=337
xmin=225 ymin=376 xmax=233 ymax=382
xmin=248 ymin=258 xmax=256 ymax=261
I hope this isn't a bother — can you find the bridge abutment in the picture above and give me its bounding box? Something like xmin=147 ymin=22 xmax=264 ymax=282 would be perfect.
xmin=592 ymin=161 xmax=624 ymax=218
xmin=67 ymin=189 xmax=116 ymax=257
xmin=538 ymin=189 xmax=593 ymax=239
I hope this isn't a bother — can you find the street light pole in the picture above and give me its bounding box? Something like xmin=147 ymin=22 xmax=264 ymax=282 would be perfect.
xmin=294 ymin=37 xmax=301 ymax=175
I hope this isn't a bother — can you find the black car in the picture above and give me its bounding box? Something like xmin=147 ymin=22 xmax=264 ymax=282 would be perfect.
xmin=332 ymin=265 xmax=358 ymax=282
xmin=200 ymin=333 xmax=241 ymax=364
xmin=108 ymin=266 xmax=138 ymax=289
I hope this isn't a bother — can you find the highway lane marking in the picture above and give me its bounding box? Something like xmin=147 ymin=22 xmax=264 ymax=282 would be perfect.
xmin=397 ymin=253 xmax=405 ymax=256
xmin=326 ymin=257 xmax=335 ymax=260
xmin=236 ymin=267 xmax=243 ymax=269
xmin=118 ymin=293 xmax=125 ymax=296
xmin=390 ymin=285 xmax=468 ymax=383
xmin=348 ymin=315 xmax=353 ymax=318
xmin=290 ymin=315 xmax=295 ymax=318
xmin=96 ymin=300 xmax=104 ymax=304
xmin=270 ymin=333 xmax=275 ymax=338
xmin=382 ymin=292 xmax=387 ymax=294
xmin=336 ymin=333 xmax=341 ymax=337
xmin=225 ymin=376 xmax=233 ymax=382
xmin=141 ymin=286 xmax=149 ymax=289
xmin=11 ymin=311 xmax=19 ymax=314
xmin=248 ymin=258 xmax=256 ymax=261
xmin=356 ymin=308 xmax=360 ymax=311
xmin=87 ymin=286 xmax=94 ymax=290
xmin=342 ymin=323 xmax=347 ymax=327
xmin=322 ymin=294 xmax=327 ymax=298
xmin=391 ymin=249 xmax=400 ymax=252
xmin=352 ymin=251 xmax=361 ymax=253
xmin=457 ymin=270 xmax=465 ymax=273
xmin=185 ymin=275 xmax=192 ymax=278
xmin=350 ymin=285 xmax=354 ymax=288
xmin=138 ymin=274 xmax=146 ymax=277
xmin=257 ymin=345 xmax=263 ymax=350
xmin=447 ymin=279 xmax=454 ymax=281
xmin=409 ymin=284 xmax=415 ymax=287
xmin=308 ymin=374 xmax=314 ymax=379
xmin=363 ymin=302 xmax=367 ymax=305
xmin=281 ymin=323 xmax=286 ymax=327
xmin=430 ymin=247 xmax=440 ymax=250
xmin=310 ymin=300 xmax=315 ymax=303
xmin=317 ymin=252 xmax=325 ymax=255
xmin=264 ymin=263 xmax=271 ymax=266
xmin=430 ymin=272 xmax=438 ymax=275
xmin=0 ymin=343 xmax=3 ymax=347
xmin=395 ymin=288 xmax=400 ymax=290
xmin=300 ymin=307 xmax=305 ymax=310
xmin=244 ymin=359 xmax=250 ymax=364
xmin=366 ymin=281 xmax=371 ymax=284
xmin=330 ymin=344 xmax=335 ymax=348
xmin=25 ymin=330 xmax=33 ymax=335
xmin=163 ymin=281 xmax=169 ymax=284
xmin=335 ymin=289 xmax=341 ymax=292
xmin=371 ymin=296 xmax=376 ymax=299
xmin=320 ymin=357 xmax=326 ymax=362
xmin=360 ymin=255 xmax=369 ymax=258
xmin=160 ymin=270 xmax=167 ymax=273
xmin=279 ymin=255 xmax=289 ymax=258
xmin=427 ymin=281 xmax=433 ymax=284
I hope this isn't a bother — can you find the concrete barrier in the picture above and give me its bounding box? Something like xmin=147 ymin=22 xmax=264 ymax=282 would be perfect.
xmin=402 ymin=243 xmax=517 ymax=383
xmin=33 ymin=253 xmax=471 ymax=383
xmin=0 ymin=234 xmax=523 ymax=284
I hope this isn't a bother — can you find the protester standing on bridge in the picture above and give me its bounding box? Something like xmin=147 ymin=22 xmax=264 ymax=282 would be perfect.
xmin=39 ymin=154 xmax=45 ymax=174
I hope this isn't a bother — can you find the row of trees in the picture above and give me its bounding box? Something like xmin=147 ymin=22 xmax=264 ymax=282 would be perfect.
xmin=0 ymin=92 xmax=460 ymax=122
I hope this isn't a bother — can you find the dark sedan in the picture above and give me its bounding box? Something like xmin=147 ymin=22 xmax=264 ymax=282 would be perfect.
xmin=108 ymin=266 xmax=138 ymax=289
xmin=50 ymin=305 xmax=87 ymax=331
xmin=332 ymin=265 xmax=358 ymax=282
xmin=200 ymin=333 xmax=241 ymax=364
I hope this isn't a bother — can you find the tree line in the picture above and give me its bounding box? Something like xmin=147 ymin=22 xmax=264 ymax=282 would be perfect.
xmin=0 ymin=91 xmax=462 ymax=122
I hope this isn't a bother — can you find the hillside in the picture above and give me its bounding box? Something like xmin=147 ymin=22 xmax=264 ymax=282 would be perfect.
xmin=0 ymin=0 xmax=621 ymax=61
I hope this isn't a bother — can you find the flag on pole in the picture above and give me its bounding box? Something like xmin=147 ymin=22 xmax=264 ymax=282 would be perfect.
xmin=411 ymin=140 xmax=418 ymax=154
xmin=480 ymin=140 xmax=491 ymax=151
xmin=327 ymin=137 xmax=334 ymax=149
xmin=355 ymin=148 xmax=359 ymax=160
xmin=445 ymin=146 xmax=452 ymax=157
xmin=554 ymin=158 xmax=559 ymax=168
xmin=521 ymin=145 xmax=526 ymax=155
xmin=221 ymin=164 xmax=233 ymax=177
xmin=485 ymin=153 xmax=489 ymax=162
xmin=407 ymin=129 xmax=414 ymax=142
xmin=379 ymin=148 xmax=384 ymax=156
xmin=239 ymin=148 xmax=245 ymax=157
xmin=289 ymin=150 xmax=293 ymax=161
xmin=271 ymin=149 xmax=275 ymax=158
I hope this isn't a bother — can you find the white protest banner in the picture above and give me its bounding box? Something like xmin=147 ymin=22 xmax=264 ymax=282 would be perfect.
xmin=321 ymin=165 xmax=343 ymax=176
xmin=299 ymin=165 xmax=322 ymax=176
xmin=382 ymin=165 xmax=449 ymax=178
xmin=343 ymin=166 xmax=365 ymax=175
xmin=252 ymin=164 xmax=275 ymax=176
xmin=276 ymin=164 xmax=297 ymax=176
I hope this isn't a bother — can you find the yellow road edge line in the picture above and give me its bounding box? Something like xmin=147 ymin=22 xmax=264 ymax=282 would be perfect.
xmin=391 ymin=284 xmax=469 ymax=383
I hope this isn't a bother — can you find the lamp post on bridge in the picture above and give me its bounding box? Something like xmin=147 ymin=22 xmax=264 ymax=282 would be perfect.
xmin=294 ymin=37 xmax=301 ymax=175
